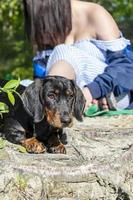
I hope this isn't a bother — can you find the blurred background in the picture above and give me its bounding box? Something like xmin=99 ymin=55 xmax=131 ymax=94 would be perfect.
xmin=0 ymin=0 xmax=133 ymax=80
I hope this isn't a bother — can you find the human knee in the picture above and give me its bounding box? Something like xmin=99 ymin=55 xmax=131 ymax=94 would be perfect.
xmin=48 ymin=60 xmax=75 ymax=80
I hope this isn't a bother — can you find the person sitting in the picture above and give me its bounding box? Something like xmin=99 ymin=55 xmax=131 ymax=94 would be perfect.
xmin=22 ymin=0 xmax=133 ymax=110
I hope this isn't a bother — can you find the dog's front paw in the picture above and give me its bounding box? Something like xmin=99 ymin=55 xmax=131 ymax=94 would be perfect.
xmin=49 ymin=144 xmax=66 ymax=154
xmin=21 ymin=137 xmax=46 ymax=154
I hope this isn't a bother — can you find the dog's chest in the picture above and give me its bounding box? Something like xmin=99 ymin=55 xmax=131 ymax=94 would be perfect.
xmin=35 ymin=119 xmax=59 ymax=141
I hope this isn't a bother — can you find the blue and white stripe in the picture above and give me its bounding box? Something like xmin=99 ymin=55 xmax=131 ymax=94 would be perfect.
xmin=46 ymin=35 xmax=130 ymax=89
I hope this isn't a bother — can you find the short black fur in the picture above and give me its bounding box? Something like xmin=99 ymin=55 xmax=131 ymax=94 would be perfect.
xmin=0 ymin=76 xmax=85 ymax=153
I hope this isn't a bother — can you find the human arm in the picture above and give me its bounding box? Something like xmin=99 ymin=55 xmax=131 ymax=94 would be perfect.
xmin=85 ymin=48 xmax=133 ymax=100
xmin=90 ymin=3 xmax=120 ymax=40
xmin=82 ymin=87 xmax=93 ymax=109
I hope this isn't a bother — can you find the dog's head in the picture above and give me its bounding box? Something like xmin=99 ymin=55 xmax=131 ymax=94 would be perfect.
xmin=22 ymin=76 xmax=86 ymax=128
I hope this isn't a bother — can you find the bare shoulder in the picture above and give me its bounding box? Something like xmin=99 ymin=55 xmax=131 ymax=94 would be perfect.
xmin=83 ymin=2 xmax=120 ymax=40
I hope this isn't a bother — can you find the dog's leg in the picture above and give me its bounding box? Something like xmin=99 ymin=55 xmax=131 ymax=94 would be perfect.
xmin=21 ymin=137 xmax=46 ymax=154
xmin=4 ymin=118 xmax=46 ymax=154
xmin=47 ymin=132 xmax=66 ymax=154
xmin=3 ymin=118 xmax=26 ymax=144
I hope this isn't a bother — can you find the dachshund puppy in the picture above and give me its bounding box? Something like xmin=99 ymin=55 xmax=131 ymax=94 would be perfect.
xmin=2 ymin=76 xmax=85 ymax=154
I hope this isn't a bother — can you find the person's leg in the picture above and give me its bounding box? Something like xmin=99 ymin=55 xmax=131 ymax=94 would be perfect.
xmin=48 ymin=60 xmax=76 ymax=80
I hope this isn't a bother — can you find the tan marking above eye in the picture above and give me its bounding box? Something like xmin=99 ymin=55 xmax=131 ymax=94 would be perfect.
xmin=54 ymin=89 xmax=59 ymax=94
xmin=66 ymin=90 xmax=73 ymax=96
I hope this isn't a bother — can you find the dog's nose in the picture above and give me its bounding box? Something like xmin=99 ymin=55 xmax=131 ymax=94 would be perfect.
xmin=61 ymin=116 xmax=71 ymax=126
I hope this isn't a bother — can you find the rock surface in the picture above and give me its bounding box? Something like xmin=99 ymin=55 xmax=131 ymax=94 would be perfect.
xmin=0 ymin=115 xmax=133 ymax=200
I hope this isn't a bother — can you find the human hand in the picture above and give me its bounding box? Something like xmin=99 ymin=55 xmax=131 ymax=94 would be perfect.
xmin=82 ymin=87 xmax=93 ymax=110
xmin=98 ymin=97 xmax=109 ymax=110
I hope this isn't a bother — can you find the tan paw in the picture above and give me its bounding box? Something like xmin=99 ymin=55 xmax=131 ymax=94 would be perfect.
xmin=50 ymin=144 xmax=66 ymax=154
xmin=21 ymin=137 xmax=46 ymax=154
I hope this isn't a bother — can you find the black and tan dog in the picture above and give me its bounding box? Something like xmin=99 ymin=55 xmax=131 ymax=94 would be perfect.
xmin=1 ymin=76 xmax=85 ymax=154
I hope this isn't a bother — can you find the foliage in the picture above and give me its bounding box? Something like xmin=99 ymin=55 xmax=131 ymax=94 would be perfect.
xmin=0 ymin=79 xmax=20 ymax=116
xmin=0 ymin=0 xmax=133 ymax=79
xmin=0 ymin=138 xmax=6 ymax=149
xmin=18 ymin=146 xmax=27 ymax=153
xmin=0 ymin=0 xmax=33 ymax=79
xmin=11 ymin=67 xmax=33 ymax=80
xmin=16 ymin=174 xmax=28 ymax=190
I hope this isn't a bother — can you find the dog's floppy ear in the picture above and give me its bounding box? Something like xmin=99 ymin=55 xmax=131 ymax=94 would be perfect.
xmin=71 ymin=81 xmax=86 ymax=121
xmin=22 ymin=78 xmax=44 ymax=123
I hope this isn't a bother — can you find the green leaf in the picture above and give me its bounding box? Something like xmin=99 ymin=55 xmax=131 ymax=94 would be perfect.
xmin=7 ymin=91 xmax=15 ymax=105
xmin=0 ymin=102 xmax=8 ymax=111
xmin=18 ymin=146 xmax=27 ymax=153
xmin=0 ymin=110 xmax=9 ymax=113
xmin=0 ymin=138 xmax=6 ymax=149
xmin=3 ymin=79 xmax=20 ymax=90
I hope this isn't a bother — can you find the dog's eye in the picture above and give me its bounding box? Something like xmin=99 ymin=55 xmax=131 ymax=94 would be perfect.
xmin=67 ymin=92 xmax=74 ymax=99
xmin=48 ymin=93 xmax=55 ymax=100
